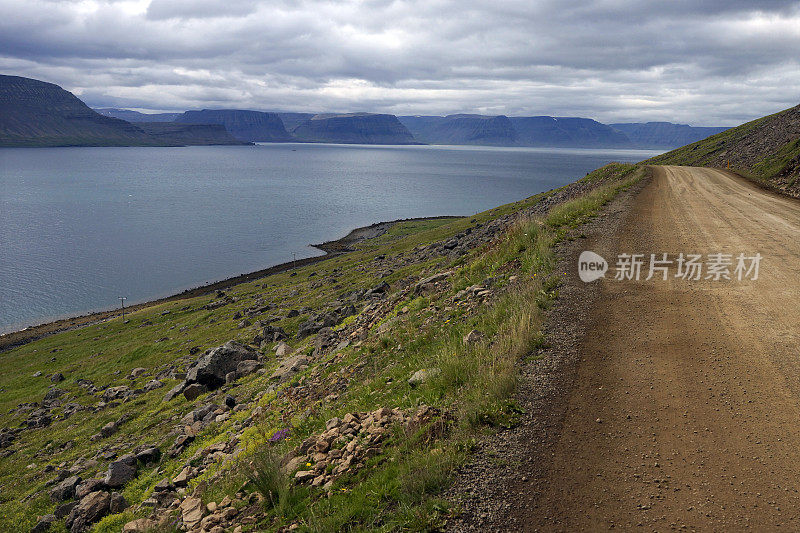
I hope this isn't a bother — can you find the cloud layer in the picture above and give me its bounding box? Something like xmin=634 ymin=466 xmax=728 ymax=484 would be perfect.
xmin=2 ymin=0 xmax=799 ymax=125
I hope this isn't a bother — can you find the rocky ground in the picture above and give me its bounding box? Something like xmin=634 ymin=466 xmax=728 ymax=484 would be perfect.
xmin=1 ymin=164 xmax=643 ymax=532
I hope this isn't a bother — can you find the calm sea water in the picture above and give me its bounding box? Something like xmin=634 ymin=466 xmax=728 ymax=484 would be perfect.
xmin=0 ymin=143 xmax=660 ymax=333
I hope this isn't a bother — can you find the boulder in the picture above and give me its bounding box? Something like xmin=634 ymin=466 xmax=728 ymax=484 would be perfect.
xmin=129 ymin=367 xmax=147 ymax=379
xmin=49 ymin=475 xmax=81 ymax=502
xmin=66 ymin=491 xmax=110 ymax=532
xmin=50 ymin=372 xmax=65 ymax=383
xmin=122 ymin=519 xmax=157 ymax=532
xmin=270 ymin=354 xmax=309 ymax=381
xmin=183 ymin=383 xmax=208 ymax=401
xmin=31 ymin=514 xmax=56 ymax=533
xmin=274 ymin=341 xmax=291 ymax=357
xmin=144 ymin=379 xmax=164 ymax=391
xmin=104 ymin=456 xmax=136 ymax=488
xmin=44 ymin=388 xmax=66 ymax=402
xmin=102 ymin=386 xmax=131 ymax=402
xmin=163 ymin=382 xmax=186 ymax=402
xmin=185 ymin=341 xmax=258 ymax=389
xmin=109 ymin=492 xmax=128 ymax=513
xmin=54 ymin=501 xmax=77 ymax=519
xmin=75 ymin=479 xmax=106 ymax=499
xmin=236 ymin=359 xmax=262 ymax=376
xmin=179 ymin=496 xmax=204 ymax=528
xmin=99 ymin=421 xmax=118 ymax=438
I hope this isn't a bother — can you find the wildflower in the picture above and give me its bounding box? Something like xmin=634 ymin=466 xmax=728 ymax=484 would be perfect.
xmin=268 ymin=428 xmax=290 ymax=443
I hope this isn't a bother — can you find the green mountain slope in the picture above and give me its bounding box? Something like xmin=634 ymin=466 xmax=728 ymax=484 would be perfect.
xmin=647 ymin=104 xmax=800 ymax=195
xmin=0 ymin=75 xmax=168 ymax=147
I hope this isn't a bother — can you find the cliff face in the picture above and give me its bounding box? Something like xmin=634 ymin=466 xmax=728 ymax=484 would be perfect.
xmin=134 ymin=122 xmax=250 ymax=145
xmin=174 ymin=109 xmax=292 ymax=142
xmin=399 ymin=114 xmax=630 ymax=147
xmin=399 ymin=114 xmax=517 ymax=145
xmin=512 ymin=116 xmax=631 ymax=147
xmin=96 ymin=108 xmax=180 ymax=122
xmin=290 ymin=113 xmax=418 ymax=144
xmin=0 ymin=75 xmax=164 ymax=147
xmin=610 ymin=122 xmax=728 ymax=148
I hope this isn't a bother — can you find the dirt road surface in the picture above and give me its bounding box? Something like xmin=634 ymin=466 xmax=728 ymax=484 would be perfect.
xmin=523 ymin=166 xmax=800 ymax=530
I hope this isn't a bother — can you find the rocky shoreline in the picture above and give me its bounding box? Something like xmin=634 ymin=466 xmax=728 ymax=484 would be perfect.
xmin=0 ymin=215 xmax=460 ymax=352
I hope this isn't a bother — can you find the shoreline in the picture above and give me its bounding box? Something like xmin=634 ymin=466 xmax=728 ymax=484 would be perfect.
xmin=0 ymin=215 xmax=461 ymax=352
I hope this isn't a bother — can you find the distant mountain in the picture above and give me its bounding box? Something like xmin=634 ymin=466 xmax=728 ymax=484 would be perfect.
xmin=277 ymin=112 xmax=315 ymax=132
xmin=0 ymin=75 xmax=165 ymax=147
xmin=647 ymin=104 xmax=800 ymax=196
xmin=133 ymin=122 xmax=250 ymax=145
xmin=96 ymin=108 xmax=179 ymax=122
xmin=611 ymin=122 xmax=728 ymax=148
xmin=511 ymin=116 xmax=630 ymax=147
xmin=290 ymin=113 xmax=418 ymax=144
xmin=399 ymin=114 xmax=629 ymax=147
xmin=174 ymin=109 xmax=292 ymax=142
xmin=399 ymin=114 xmax=517 ymax=145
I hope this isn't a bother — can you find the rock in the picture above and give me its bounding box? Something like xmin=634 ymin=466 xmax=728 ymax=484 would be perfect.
xmin=294 ymin=470 xmax=315 ymax=483
xmin=224 ymin=395 xmax=236 ymax=408
xmin=179 ymin=496 xmax=204 ymax=528
xmin=463 ymin=329 xmax=484 ymax=344
xmin=104 ymin=458 xmax=136 ymax=488
xmin=122 ymin=518 xmax=157 ymax=532
xmin=408 ymin=368 xmax=440 ymax=387
xmin=144 ymin=379 xmax=164 ymax=391
xmin=270 ymin=354 xmax=309 ymax=381
xmin=50 ymin=372 xmax=65 ymax=383
xmin=183 ymin=383 xmax=208 ymax=401
xmin=100 ymin=421 xmax=118 ymax=438
xmin=163 ymin=382 xmax=186 ymax=402
xmin=237 ymin=319 xmax=251 ymax=329
xmin=102 ymin=386 xmax=131 ymax=402
xmin=254 ymin=325 xmax=288 ymax=344
xmin=135 ymin=446 xmax=161 ymax=464
xmin=129 ymin=367 xmax=147 ymax=378
xmin=274 ymin=341 xmax=291 ymax=357
xmin=54 ymin=501 xmax=78 ymax=519
xmin=185 ymin=341 xmax=259 ymax=389
xmin=31 ymin=514 xmax=56 ymax=533
xmin=75 ymin=479 xmax=106 ymax=499
xmin=44 ymin=388 xmax=66 ymax=401
xmin=414 ymin=271 xmax=453 ymax=294
xmin=172 ymin=466 xmax=192 ymax=487
xmin=32 ymin=371 xmax=43 ymax=377
xmin=236 ymin=359 xmax=263 ymax=376
xmin=109 ymin=492 xmax=128 ymax=513
xmin=66 ymin=491 xmax=111 ymax=532
xmin=50 ymin=475 xmax=81 ymax=501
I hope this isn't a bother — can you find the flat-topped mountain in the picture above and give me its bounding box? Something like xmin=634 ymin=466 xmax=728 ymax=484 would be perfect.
xmin=133 ymin=122 xmax=250 ymax=145
xmin=290 ymin=113 xmax=418 ymax=144
xmin=0 ymin=75 xmax=164 ymax=147
xmin=399 ymin=114 xmax=517 ymax=145
xmin=96 ymin=108 xmax=180 ymax=123
xmin=611 ymin=122 xmax=728 ymax=148
xmin=511 ymin=116 xmax=630 ymax=147
xmin=174 ymin=109 xmax=293 ymax=142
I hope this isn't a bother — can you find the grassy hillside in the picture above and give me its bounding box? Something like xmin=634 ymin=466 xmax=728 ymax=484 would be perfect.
xmin=0 ymin=163 xmax=644 ymax=532
xmin=647 ymin=104 xmax=800 ymax=195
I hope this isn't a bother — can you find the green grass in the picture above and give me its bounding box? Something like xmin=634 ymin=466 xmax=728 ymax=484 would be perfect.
xmin=0 ymin=163 xmax=644 ymax=531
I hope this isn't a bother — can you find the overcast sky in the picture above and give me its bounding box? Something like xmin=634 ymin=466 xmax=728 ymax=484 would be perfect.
xmin=2 ymin=0 xmax=799 ymax=125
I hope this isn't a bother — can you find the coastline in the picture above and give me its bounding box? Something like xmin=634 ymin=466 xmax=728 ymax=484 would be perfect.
xmin=0 ymin=215 xmax=461 ymax=352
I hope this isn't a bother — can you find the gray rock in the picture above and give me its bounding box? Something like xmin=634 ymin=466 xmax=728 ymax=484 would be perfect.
xmin=32 ymin=371 xmax=42 ymax=377
xmin=102 ymin=386 xmax=131 ymax=402
xmin=100 ymin=421 xmax=118 ymax=438
xmin=135 ymin=446 xmax=161 ymax=464
xmin=274 ymin=341 xmax=291 ymax=357
xmin=270 ymin=354 xmax=309 ymax=381
xmin=44 ymin=388 xmax=66 ymax=401
xmin=408 ymin=368 xmax=441 ymax=387
xmin=143 ymin=379 xmax=164 ymax=391
xmin=54 ymin=501 xmax=77 ymax=519
xmin=129 ymin=367 xmax=147 ymax=379
xmin=183 ymin=383 xmax=208 ymax=401
xmin=185 ymin=341 xmax=258 ymax=389
xmin=236 ymin=359 xmax=263 ymax=376
xmin=66 ymin=491 xmax=111 ymax=532
xmin=75 ymin=479 xmax=106 ymax=500
xmin=109 ymin=492 xmax=128 ymax=513
xmin=104 ymin=458 xmax=136 ymax=488
xmin=50 ymin=475 xmax=81 ymax=501
xmin=163 ymin=382 xmax=186 ymax=402
xmin=31 ymin=514 xmax=56 ymax=533
xmin=50 ymin=372 xmax=65 ymax=383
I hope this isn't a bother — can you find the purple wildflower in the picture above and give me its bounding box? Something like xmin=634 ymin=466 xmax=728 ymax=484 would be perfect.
xmin=269 ymin=428 xmax=290 ymax=443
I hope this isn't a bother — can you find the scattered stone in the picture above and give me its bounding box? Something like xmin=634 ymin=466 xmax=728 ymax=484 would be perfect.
xmin=179 ymin=497 xmax=204 ymax=528
xmin=185 ymin=341 xmax=259 ymax=389
xmin=100 ymin=421 xmax=118 ymax=438
xmin=144 ymin=379 xmax=164 ymax=391
xmin=104 ymin=456 xmax=136 ymax=488
xmin=463 ymin=329 xmax=484 ymax=344
xmin=109 ymin=492 xmax=128 ymax=514
xmin=32 ymin=371 xmax=42 ymax=377
xmin=75 ymin=479 xmax=106 ymax=500
xmin=122 ymin=518 xmax=157 ymax=532
xmin=129 ymin=368 xmax=147 ymax=379
xmin=274 ymin=341 xmax=291 ymax=357
xmin=102 ymin=386 xmax=131 ymax=402
xmin=31 ymin=514 xmax=56 ymax=533
xmin=50 ymin=373 xmax=65 ymax=383
xmin=408 ymin=368 xmax=441 ymax=387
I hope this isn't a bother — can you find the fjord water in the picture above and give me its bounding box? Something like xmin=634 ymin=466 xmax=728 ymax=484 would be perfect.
xmin=0 ymin=143 xmax=660 ymax=333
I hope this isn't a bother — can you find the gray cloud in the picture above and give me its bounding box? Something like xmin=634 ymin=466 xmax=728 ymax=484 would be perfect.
xmin=1 ymin=0 xmax=799 ymax=125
